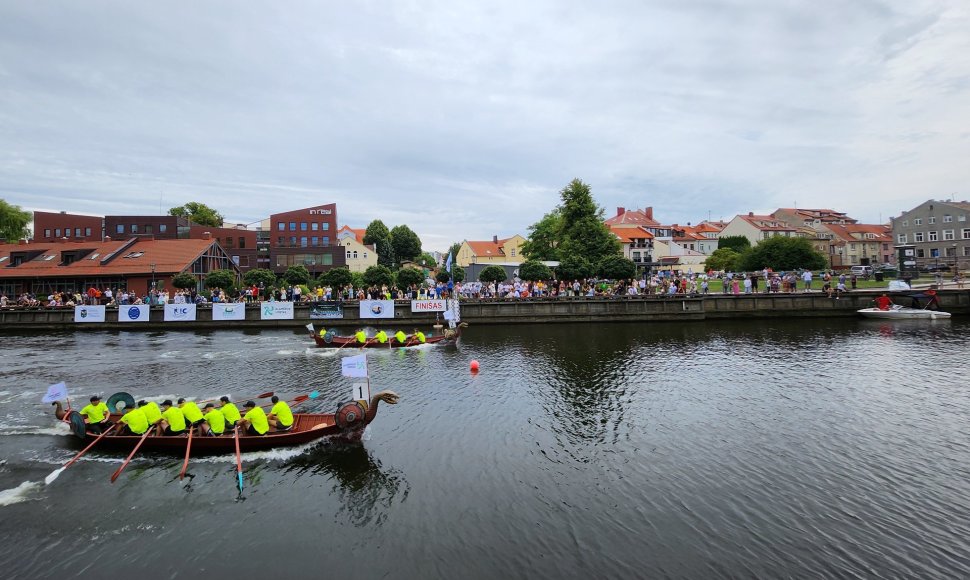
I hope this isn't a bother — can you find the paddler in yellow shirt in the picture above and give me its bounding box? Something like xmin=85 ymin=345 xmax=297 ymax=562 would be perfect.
xmin=79 ymin=395 xmax=111 ymax=434
xmin=219 ymin=396 xmax=242 ymax=428
xmin=158 ymin=400 xmax=186 ymax=436
xmin=240 ymin=400 xmax=269 ymax=436
xmin=178 ymin=398 xmax=205 ymax=435
xmin=119 ymin=405 xmax=149 ymax=435
xmin=200 ymin=403 xmax=226 ymax=436
xmin=267 ymin=396 xmax=294 ymax=432
xmin=138 ymin=400 xmax=163 ymax=429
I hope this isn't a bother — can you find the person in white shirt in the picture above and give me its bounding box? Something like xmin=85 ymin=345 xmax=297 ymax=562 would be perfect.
xmin=801 ymin=270 xmax=813 ymax=292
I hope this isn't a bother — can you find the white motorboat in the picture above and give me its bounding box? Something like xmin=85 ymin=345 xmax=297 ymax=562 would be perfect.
xmin=857 ymin=305 xmax=951 ymax=320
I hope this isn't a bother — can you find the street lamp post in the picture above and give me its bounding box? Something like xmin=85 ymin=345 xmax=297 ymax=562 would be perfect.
xmin=952 ymin=243 xmax=958 ymax=284
xmin=150 ymin=263 xmax=156 ymax=305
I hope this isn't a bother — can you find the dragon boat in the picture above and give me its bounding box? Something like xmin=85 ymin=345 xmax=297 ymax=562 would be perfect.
xmin=51 ymin=390 xmax=399 ymax=454
xmin=309 ymin=325 xmax=465 ymax=348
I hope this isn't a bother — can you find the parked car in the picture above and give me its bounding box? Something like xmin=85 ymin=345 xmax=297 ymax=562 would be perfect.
xmin=921 ymin=264 xmax=951 ymax=272
xmin=850 ymin=265 xmax=873 ymax=277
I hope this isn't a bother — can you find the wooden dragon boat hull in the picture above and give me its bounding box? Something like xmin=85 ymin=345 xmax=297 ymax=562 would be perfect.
xmin=310 ymin=329 xmax=459 ymax=348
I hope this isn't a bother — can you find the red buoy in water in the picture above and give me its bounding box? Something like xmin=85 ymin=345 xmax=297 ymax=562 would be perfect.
xmin=470 ymin=360 xmax=480 ymax=373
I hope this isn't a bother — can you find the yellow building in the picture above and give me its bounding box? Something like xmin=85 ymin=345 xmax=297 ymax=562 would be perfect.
xmin=336 ymin=225 xmax=378 ymax=273
xmin=457 ymin=235 xmax=527 ymax=267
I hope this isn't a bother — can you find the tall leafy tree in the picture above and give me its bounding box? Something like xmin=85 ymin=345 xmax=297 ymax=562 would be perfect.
xmin=204 ymin=269 xmax=237 ymax=289
xmin=363 ymin=220 xmax=395 ymax=268
xmin=390 ymin=224 xmax=422 ymax=263
xmin=363 ymin=265 xmax=394 ymax=287
xmin=521 ymin=209 xmax=563 ymax=261
xmin=737 ymin=237 xmax=827 ymax=271
xmin=395 ymin=267 xmax=424 ymax=290
xmin=168 ymin=202 xmax=224 ymax=227
xmin=415 ymin=252 xmax=437 ymax=269
xmin=557 ymin=179 xmax=620 ymax=264
xmin=446 ymin=242 xmax=462 ymax=263
xmin=0 ymin=199 xmax=31 ymax=241
xmin=436 ymin=265 xmax=465 ymax=283
xmin=557 ymin=255 xmax=594 ymax=280
xmin=171 ymin=272 xmax=198 ymax=289
xmin=597 ymin=256 xmax=637 ymax=280
xmin=518 ymin=260 xmax=553 ymax=281
xmin=704 ymin=248 xmax=741 ymax=272
xmin=718 ymin=235 xmax=751 ymax=253
xmin=318 ymin=267 xmax=353 ymax=289
xmin=243 ymin=268 xmax=278 ymax=288
xmin=478 ymin=265 xmax=508 ymax=283
xmin=283 ymin=265 xmax=311 ymax=285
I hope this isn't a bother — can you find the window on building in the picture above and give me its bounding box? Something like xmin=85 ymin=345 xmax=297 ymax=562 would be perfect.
xmin=159 ymin=224 xmax=167 ymax=233
xmin=964 ymin=246 xmax=970 ymax=257
xmin=915 ymin=232 xmax=924 ymax=242
xmin=902 ymin=220 xmax=909 ymax=227
xmin=289 ymin=222 xmax=296 ymax=231
xmin=929 ymin=217 xmax=936 ymax=224
xmin=930 ymin=248 xmax=940 ymax=258
xmin=322 ymin=237 xmax=329 ymax=245
xmin=963 ymin=228 xmax=970 ymax=239
xmin=131 ymin=224 xmax=138 ymax=233
xmin=917 ymin=249 xmax=925 ymax=258
xmin=232 ymin=255 xmax=240 ymax=265
xmin=278 ymin=222 xmax=285 ymax=231
xmin=897 ymin=234 xmax=907 ymax=244
xmin=944 ymin=215 xmax=953 ymax=223
xmin=321 ymin=223 xmax=329 ymax=231
xmin=959 ymin=215 xmax=966 ymax=222
xmin=311 ymin=237 xmax=318 ymax=246
xmin=145 ymin=225 xmax=153 ymax=234
xmin=511 ymin=248 xmax=516 ymax=257
xmin=300 ymin=237 xmax=308 ymax=247
xmin=277 ymin=236 xmax=284 ymax=246
xmin=224 ymin=237 xmax=233 ymax=248
xmin=300 ymin=222 xmax=307 ymax=231
xmin=346 ymin=251 xmax=351 ymax=259
xmin=44 ymin=229 xmax=51 ymax=237
xmin=943 ymin=230 xmax=955 ymax=240
xmin=929 ymin=231 xmax=938 ymax=241
xmin=55 ymin=228 xmax=61 ymax=237
xmin=290 ymin=236 xmax=297 ymax=246
xmin=363 ymin=252 xmax=367 ymax=259
xmin=352 ymin=251 xmax=358 ymax=259
xmin=946 ymin=246 xmax=956 ymax=257
xmin=311 ymin=223 xmax=319 ymax=231
xmin=322 ymin=254 xmax=333 ymax=265
xmin=914 ymin=218 xmax=922 ymax=225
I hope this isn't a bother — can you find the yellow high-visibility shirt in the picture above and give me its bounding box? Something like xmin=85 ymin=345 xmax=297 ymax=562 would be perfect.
xmin=416 ymin=332 xmax=426 ymax=343
xmin=221 ymin=403 xmax=242 ymax=424
xmin=120 ymin=408 xmax=149 ymax=435
xmin=141 ymin=402 xmax=162 ymax=425
xmin=161 ymin=406 xmax=186 ymax=432
xmin=270 ymin=401 xmax=294 ymax=428
xmin=243 ymin=407 xmax=269 ymax=435
xmin=355 ymin=330 xmax=367 ymax=344
xmin=179 ymin=401 xmax=204 ymax=424
xmin=376 ymin=330 xmax=388 ymax=343
xmin=203 ymin=409 xmax=226 ymax=434
xmin=80 ymin=402 xmax=109 ymax=423
xmin=394 ymin=331 xmax=407 ymax=343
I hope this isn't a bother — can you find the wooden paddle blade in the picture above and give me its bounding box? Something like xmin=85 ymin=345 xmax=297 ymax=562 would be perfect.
xmin=179 ymin=429 xmax=194 ymax=481
xmin=257 ymin=391 xmax=274 ymax=398
xmin=309 ymin=390 xmax=320 ymax=398
xmin=292 ymin=395 xmax=309 ymax=403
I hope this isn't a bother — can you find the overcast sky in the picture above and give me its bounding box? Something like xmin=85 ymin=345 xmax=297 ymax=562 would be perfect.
xmin=2 ymin=1 xmax=968 ymax=251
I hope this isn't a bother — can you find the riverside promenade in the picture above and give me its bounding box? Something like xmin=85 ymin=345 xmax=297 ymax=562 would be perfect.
xmin=1 ymin=290 xmax=968 ymax=331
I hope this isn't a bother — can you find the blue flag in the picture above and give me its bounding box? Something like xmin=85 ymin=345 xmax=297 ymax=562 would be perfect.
xmin=446 ymin=252 xmax=453 ymax=273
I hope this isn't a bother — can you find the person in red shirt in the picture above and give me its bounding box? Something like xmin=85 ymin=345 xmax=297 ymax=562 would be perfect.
xmin=874 ymin=294 xmax=893 ymax=311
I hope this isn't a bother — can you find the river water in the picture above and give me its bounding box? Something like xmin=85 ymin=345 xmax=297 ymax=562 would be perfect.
xmin=1 ymin=319 xmax=969 ymax=579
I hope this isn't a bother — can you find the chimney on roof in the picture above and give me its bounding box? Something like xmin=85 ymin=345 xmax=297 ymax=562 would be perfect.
xmin=748 ymin=211 xmax=754 ymax=217
xmin=617 ymin=207 xmax=625 ymax=216
xmin=203 ymin=231 xmax=212 ymax=240
xmin=492 ymin=235 xmax=498 ymax=244
xmin=60 ymin=210 xmax=66 ymax=214
xmin=645 ymin=207 xmax=653 ymax=220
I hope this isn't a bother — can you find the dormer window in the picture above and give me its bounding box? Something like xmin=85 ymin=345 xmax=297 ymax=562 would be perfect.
xmin=123 ymin=251 xmax=145 ymax=259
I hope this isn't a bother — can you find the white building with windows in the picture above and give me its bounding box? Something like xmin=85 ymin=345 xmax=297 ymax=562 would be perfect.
xmin=891 ymin=199 xmax=970 ymax=272
xmin=336 ymin=225 xmax=378 ymax=273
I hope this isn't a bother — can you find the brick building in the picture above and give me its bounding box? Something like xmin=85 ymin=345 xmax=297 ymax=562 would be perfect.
xmin=33 ymin=211 xmax=103 ymax=243
xmin=268 ymin=204 xmax=345 ymax=276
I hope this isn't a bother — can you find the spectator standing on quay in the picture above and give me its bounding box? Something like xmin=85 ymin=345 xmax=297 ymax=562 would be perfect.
xmin=802 ymin=270 xmax=813 ymax=292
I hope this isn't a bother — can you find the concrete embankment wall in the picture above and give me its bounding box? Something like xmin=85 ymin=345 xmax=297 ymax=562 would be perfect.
xmin=0 ymin=290 xmax=967 ymax=332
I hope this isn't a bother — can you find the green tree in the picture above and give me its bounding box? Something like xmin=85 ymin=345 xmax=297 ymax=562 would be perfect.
xmin=557 ymin=179 xmax=621 ymax=264
xmin=390 ymin=224 xmax=422 ymax=264
xmin=436 ymin=265 xmax=465 ymax=283
xmin=518 ymin=260 xmax=553 ymax=281
xmin=0 ymin=199 xmax=31 ymax=241
xmin=705 ymin=248 xmax=741 ymax=272
xmin=395 ymin=267 xmax=424 ymax=290
xmin=597 ymin=256 xmax=637 ymax=280
xmin=737 ymin=236 xmax=827 ymax=272
xmin=520 ymin=209 xmax=563 ymax=261
xmin=243 ymin=268 xmax=278 ymax=288
xmin=171 ymin=272 xmax=198 ymax=290
xmin=283 ymin=265 xmax=311 ymax=285
xmin=478 ymin=265 xmax=508 ymax=283
xmin=445 ymin=242 xmax=462 ymax=263
xmin=363 ymin=220 xmax=395 ymax=268
xmin=350 ymin=272 xmax=365 ymax=290
xmin=363 ymin=265 xmax=394 ymax=288
xmin=318 ymin=267 xmax=353 ymax=290
xmin=415 ymin=252 xmax=437 ymax=269
xmin=204 ymin=269 xmax=236 ymax=290
xmin=718 ymin=235 xmax=751 ymax=253
xmin=168 ymin=202 xmax=224 ymax=227
xmin=557 ymin=255 xmax=594 ymax=280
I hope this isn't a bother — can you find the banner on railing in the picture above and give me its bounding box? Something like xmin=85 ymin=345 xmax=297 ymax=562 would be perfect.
xmin=410 ymin=299 xmax=447 ymax=312
xmin=360 ymin=300 xmax=394 ymax=319
xmin=164 ymin=304 xmax=197 ymax=322
xmin=310 ymin=301 xmax=344 ymax=319
xmin=260 ymin=301 xmax=294 ymax=320
xmin=118 ymin=304 xmax=149 ymax=323
xmin=74 ymin=305 xmax=106 ymax=323
xmin=213 ymin=303 xmax=246 ymax=321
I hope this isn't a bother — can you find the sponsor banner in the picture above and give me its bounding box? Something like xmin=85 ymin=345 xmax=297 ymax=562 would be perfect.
xmin=411 ymin=299 xmax=447 ymax=312
xmin=260 ymin=301 xmax=294 ymax=320
xmin=213 ymin=303 xmax=246 ymax=321
xmin=360 ymin=300 xmax=395 ymax=319
xmin=74 ymin=305 xmax=106 ymax=323
xmin=164 ymin=304 xmax=197 ymax=322
xmin=118 ymin=304 xmax=149 ymax=323
xmin=42 ymin=382 xmax=69 ymax=403
xmin=341 ymin=355 xmax=368 ymax=377
xmin=310 ymin=301 xmax=344 ymax=319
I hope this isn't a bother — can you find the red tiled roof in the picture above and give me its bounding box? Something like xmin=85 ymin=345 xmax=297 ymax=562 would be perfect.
xmin=604 ymin=208 xmax=660 ymax=227
xmin=338 ymin=225 xmax=367 ymax=244
xmin=738 ymin=214 xmax=797 ymax=231
xmin=466 ymin=238 xmax=509 ymax=257
xmin=0 ymin=238 xmax=218 ymax=278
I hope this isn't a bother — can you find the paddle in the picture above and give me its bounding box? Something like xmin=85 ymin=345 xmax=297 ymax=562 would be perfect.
xmin=233 ymin=425 xmax=244 ymax=494
xmin=196 ymin=391 xmax=274 ymax=406
xmin=258 ymin=390 xmax=320 ymax=409
xmin=45 ymin=424 xmax=116 ymax=485
xmin=179 ymin=427 xmax=194 ymax=481
xmin=110 ymin=428 xmax=153 ymax=483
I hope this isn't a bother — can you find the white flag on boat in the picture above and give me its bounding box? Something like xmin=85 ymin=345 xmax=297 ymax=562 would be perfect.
xmin=341 ymin=354 xmax=368 ymax=378
xmin=42 ymin=382 xmax=68 ymax=403
xmin=305 ymin=323 xmax=315 ymax=333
